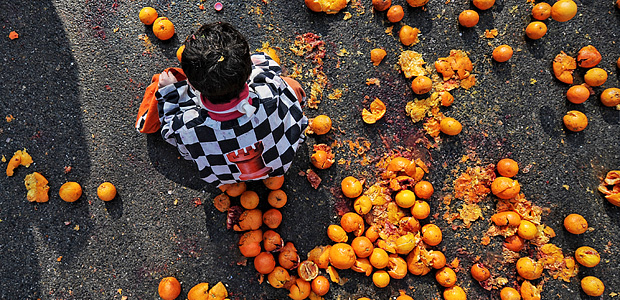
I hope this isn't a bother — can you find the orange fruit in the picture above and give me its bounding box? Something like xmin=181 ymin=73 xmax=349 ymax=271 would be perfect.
xmin=305 ymin=0 xmax=322 ymax=12
xmin=213 ymin=193 xmax=230 ymax=212
xmin=516 ymin=257 xmax=543 ymax=280
xmin=341 ymin=212 xmax=365 ymax=236
xmin=176 ymin=45 xmax=185 ymax=62
xmin=224 ymin=182 xmax=247 ymax=197
xmin=365 ymin=225 xmax=380 ymax=242
xmin=153 ymin=17 xmax=175 ymax=41
xmin=263 ymin=176 xmax=284 ymax=190
xmin=411 ymin=200 xmax=430 ymax=219
xmin=370 ymin=48 xmax=387 ymax=66
xmin=288 ymin=278 xmax=311 ymax=300
xmin=584 ymin=68 xmax=607 ymax=87
xmin=517 ymin=220 xmax=538 ymax=240
xmin=414 ymin=180 xmax=434 ymax=199
xmin=395 ymin=190 xmax=416 ymax=208
xmin=240 ymin=190 xmax=259 ymax=209
xmin=372 ymin=0 xmax=392 ymax=11
xmin=566 ymin=84 xmax=590 ymax=104
xmin=491 ymin=177 xmax=520 ymax=199
xmin=600 ymin=88 xmax=620 ymax=107
xmin=311 ymin=150 xmax=334 ymax=169
xmin=458 ymin=10 xmax=479 ymax=27
xmin=525 ymin=21 xmax=547 ymax=40
xmin=262 ymin=230 xmax=283 ymax=252
xmin=187 ymin=282 xmax=209 ymax=300
xmin=429 ymin=251 xmax=447 ymax=269
xmin=158 ymin=277 xmax=181 ymax=300
xmin=406 ymin=0 xmax=429 ymax=7
xmin=399 ymin=25 xmax=419 ymax=46
xmin=563 ymin=213 xmax=588 ymax=234
xmin=435 ymin=267 xmax=457 ymax=287
xmin=440 ymin=117 xmax=463 ymax=136
xmin=492 ymin=45 xmax=513 ymax=63
xmin=254 ymin=252 xmax=276 ymax=274
xmin=267 ymin=266 xmax=290 ymax=289
xmin=353 ymin=195 xmax=372 ymax=215
xmin=267 ymin=189 xmax=287 ymax=208
xmin=422 ymin=223 xmax=442 ymax=246
xmin=97 ymin=182 xmax=117 ymax=201
xmin=411 ymin=76 xmax=432 ymax=94
xmin=298 ymin=260 xmax=319 ymax=281
xmin=386 ymin=5 xmax=404 ymax=23
xmin=369 ymin=248 xmax=389 ymax=269
xmin=59 ymin=182 xmax=82 ymax=202
xmin=362 ymin=98 xmax=386 ymax=124
xmin=520 ymin=280 xmax=541 ymax=300
xmin=577 ymin=45 xmax=602 ymax=68
xmin=581 ymin=276 xmax=605 ymax=296
xmin=372 ymin=270 xmax=390 ymax=288
xmin=574 ymin=246 xmax=600 ymax=268
xmin=139 ymin=7 xmax=158 ymax=25
xmin=263 ymin=208 xmax=282 ymax=229
xmin=443 ymin=286 xmax=467 ymax=300
xmin=504 ymin=235 xmax=525 ymax=252
xmin=551 ymin=0 xmax=577 ymax=22
xmin=470 ymin=263 xmax=490 ymax=281
xmin=279 ymin=242 xmax=300 ymax=269
xmin=439 ymin=91 xmax=455 ymax=106
xmin=473 ymin=0 xmax=495 ymax=10
xmin=500 ymin=287 xmax=521 ymax=300
xmin=341 ymin=176 xmax=363 ymax=198
xmin=563 ymin=110 xmax=588 ymax=132
xmin=496 ymin=158 xmax=519 ymax=177
xmin=327 ymin=224 xmax=349 ymax=243
xmin=309 ymin=115 xmax=332 ymax=135
xmin=311 ymin=275 xmax=330 ymax=296
xmin=329 ymin=243 xmax=356 ymax=269
xmin=532 ymin=2 xmax=551 ymax=20
xmin=351 ymin=236 xmax=374 ymax=258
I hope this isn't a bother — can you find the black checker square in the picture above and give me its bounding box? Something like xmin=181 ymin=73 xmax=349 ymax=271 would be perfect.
xmin=184 ymin=142 xmax=205 ymax=159
xmin=280 ymin=146 xmax=295 ymax=165
xmin=262 ymin=145 xmax=279 ymax=164
xmin=193 ymin=125 xmax=217 ymax=141
xmin=233 ymin=120 xmax=254 ymax=136
xmin=271 ymin=122 xmax=285 ymax=141
xmin=206 ymin=154 xmax=227 ymax=165
xmin=218 ymin=138 xmax=240 ymax=154
xmin=254 ymin=118 xmax=273 ymax=140
xmin=285 ymin=124 xmax=301 ymax=144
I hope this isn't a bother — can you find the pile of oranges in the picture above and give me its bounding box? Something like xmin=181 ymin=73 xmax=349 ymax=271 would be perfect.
xmin=525 ymin=0 xmax=577 ymax=40
xmin=299 ymin=155 xmax=467 ymax=299
xmin=484 ymin=158 xmax=607 ymax=298
xmin=158 ymin=276 xmax=229 ymax=300
xmin=552 ymin=45 xmax=620 ymax=132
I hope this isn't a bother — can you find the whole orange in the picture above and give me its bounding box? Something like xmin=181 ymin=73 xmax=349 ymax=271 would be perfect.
xmin=370 ymin=48 xmax=387 ymax=66
xmin=59 ymin=182 xmax=82 ymax=202
xmin=97 ymin=182 xmax=117 ymax=201
xmin=158 ymin=277 xmax=181 ymax=300
xmin=551 ymin=0 xmax=577 ymax=22
xmin=473 ymin=0 xmax=495 ymax=10
xmin=584 ymin=68 xmax=607 ymax=87
xmin=263 ymin=176 xmax=285 ymax=190
xmin=341 ymin=176 xmax=363 ymax=198
xmin=311 ymin=275 xmax=330 ymax=296
xmin=492 ymin=45 xmax=513 ymax=63
xmin=600 ymin=88 xmax=620 ymax=107
xmin=329 ymin=243 xmax=356 ymax=269
xmin=386 ymin=5 xmax=404 ymax=23
xmin=254 ymin=252 xmax=276 ymax=274
xmin=406 ymin=0 xmax=429 ymax=7
xmin=309 ymin=115 xmax=332 ymax=135
xmin=399 ymin=25 xmax=419 ymax=46
xmin=443 ymin=286 xmax=467 ymax=300
xmin=532 ymin=2 xmax=551 ymax=20
xmin=139 ymin=7 xmax=158 ymax=25
xmin=496 ymin=158 xmax=519 ymax=177
xmin=525 ymin=21 xmax=547 ymax=39
xmin=458 ymin=10 xmax=479 ymax=27
xmin=305 ymin=0 xmax=322 ymax=12
xmin=411 ymin=76 xmax=432 ymax=94
xmin=440 ymin=117 xmax=463 ymax=136
xmin=153 ymin=17 xmax=175 ymax=41
xmin=372 ymin=0 xmax=392 ymax=11
xmin=566 ymin=84 xmax=590 ymax=104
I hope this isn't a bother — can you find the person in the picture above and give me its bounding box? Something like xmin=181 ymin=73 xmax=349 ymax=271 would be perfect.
xmin=150 ymin=22 xmax=308 ymax=187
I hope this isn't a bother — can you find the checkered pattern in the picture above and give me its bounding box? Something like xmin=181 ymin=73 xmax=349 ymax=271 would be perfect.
xmin=156 ymin=53 xmax=308 ymax=186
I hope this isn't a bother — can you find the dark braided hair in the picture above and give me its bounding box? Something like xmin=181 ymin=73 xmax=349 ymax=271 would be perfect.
xmin=181 ymin=22 xmax=252 ymax=104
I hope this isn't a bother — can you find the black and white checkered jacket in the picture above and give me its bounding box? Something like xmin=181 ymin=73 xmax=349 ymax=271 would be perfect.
xmin=156 ymin=53 xmax=308 ymax=187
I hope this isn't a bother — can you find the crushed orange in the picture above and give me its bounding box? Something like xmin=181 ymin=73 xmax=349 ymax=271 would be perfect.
xmin=362 ymin=98 xmax=386 ymax=124
xmin=24 ymin=172 xmax=50 ymax=203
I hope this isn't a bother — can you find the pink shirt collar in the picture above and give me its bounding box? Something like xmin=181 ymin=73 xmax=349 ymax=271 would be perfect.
xmin=200 ymin=84 xmax=253 ymax=121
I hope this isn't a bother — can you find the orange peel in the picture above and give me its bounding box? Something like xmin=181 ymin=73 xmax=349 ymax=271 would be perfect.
xmin=362 ymin=98 xmax=386 ymax=124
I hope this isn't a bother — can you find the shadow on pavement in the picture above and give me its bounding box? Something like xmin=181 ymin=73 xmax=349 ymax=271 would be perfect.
xmin=146 ymin=133 xmax=207 ymax=191
xmin=0 ymin=1 xmax=92 ymax=299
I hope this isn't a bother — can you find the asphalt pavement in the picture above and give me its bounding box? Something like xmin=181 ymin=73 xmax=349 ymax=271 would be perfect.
xmin=1 ymin=0 xmax=619 ymax=299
